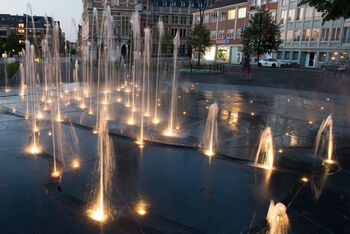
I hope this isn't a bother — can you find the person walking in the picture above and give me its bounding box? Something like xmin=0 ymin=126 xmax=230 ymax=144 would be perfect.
xmin=247 ymin=54 xmax=252 ymax=81
xmin=239 ymin=54 xmax=249 ymax=81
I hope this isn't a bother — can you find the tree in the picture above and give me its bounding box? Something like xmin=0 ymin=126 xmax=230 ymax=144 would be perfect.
xmin=5 ymin=33 xmax=20 ymax=56
xmin=242 ymin=8 xmax=281 ymax=64
xmin=299 ymin=0 xmax=350 ymax=22
xmin=187 ymin=23 xmax=211 ymax=64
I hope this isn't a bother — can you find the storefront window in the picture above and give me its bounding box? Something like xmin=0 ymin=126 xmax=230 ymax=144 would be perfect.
xmin=339 ymin=52 xmax=348 ymax=60
xmin=319 ymin=52 xmax=327 ymax=62
xmin=217 ymin=47 xmax=230 ymax=62
xmin=204 ymin=46 xmax=216 ymax=61
xmin=329 ymin=52 xmax=338 ymax=61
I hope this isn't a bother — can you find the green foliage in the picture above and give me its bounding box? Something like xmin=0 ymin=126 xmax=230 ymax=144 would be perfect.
xmin=299 ymin=0 xmax=350 ymax=21
xmin=242 ymin=8 xmax=281 ymax=60
xmin=5 ymin=33 xmax=20 ymax=56
xmin=187 ymin=23 xmax=211 ymax=57
xmin=1 ymin=62 xmax=20 ymax=79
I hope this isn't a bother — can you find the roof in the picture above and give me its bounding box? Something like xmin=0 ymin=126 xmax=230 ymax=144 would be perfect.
xmin=205 ymin=0 xmax=247 ymax=10
xmin=0 ymin=14 xmax=53 ymax=28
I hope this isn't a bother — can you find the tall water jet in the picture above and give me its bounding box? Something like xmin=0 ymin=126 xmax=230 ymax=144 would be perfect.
xmin=152 ymin=20 xmax=164 ymax=124
xmin=202 ymin=103 xmax=219 ymax=157
xmin=4 ymin=57 xmax=10 ymax=92
xmin=266 ymin=200 xmax=290 ymax=234
xmin=137 ymin=28 xmax=151 ymax=148
xmin=164 ymin=31 xmax=180 ymax=136
xmin=129 ymin=12 xmax=141 ymax=125
xmin=314 ymin=114 xmax=334 ymax=164
xmin=255 ymin=127 xmax=275 ymax=170
xmin=88 ymin=109 xmax=115 ymax=222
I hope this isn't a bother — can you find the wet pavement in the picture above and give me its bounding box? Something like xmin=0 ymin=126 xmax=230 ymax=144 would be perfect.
xmin=0 ymin=78 xmax=350 ymax=233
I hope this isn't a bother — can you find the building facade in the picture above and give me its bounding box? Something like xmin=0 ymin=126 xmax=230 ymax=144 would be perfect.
xmin=192 ymin=0 xmax=248 ymax=64
xmin=275 ymin=0 xmax=350 ymax=68
xmin=82 ymin=0 xmax=202 ymax=58
xmin=0 ymin=14 xmax=62 ymax=56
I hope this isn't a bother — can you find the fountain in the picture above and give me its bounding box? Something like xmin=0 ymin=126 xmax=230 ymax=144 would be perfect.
xmin=164 ymin=31 xmax=180 ymax=137
xmin=314 ymin=114 xmax=334 ymax=164
xmin=136 ymin=27 xmax=151 ymax=148
xmin=255 ymin=127 xmax=275 ymax=170
xmin=266 ymin=200 xmax=290 ymax=234
xmin=88 ymin=109 xmax=115 ymax=222
xmin=152 ymin=20 xmax=164 ymax=125
xmin=202 ymin=103 xmax=219 ymax=157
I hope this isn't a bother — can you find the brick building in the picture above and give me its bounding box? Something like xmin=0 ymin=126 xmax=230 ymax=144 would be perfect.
xmin=0 ymin=14 xmax=63 ymax=56
xmin=192 ymin=0 xmax=248 ymax=64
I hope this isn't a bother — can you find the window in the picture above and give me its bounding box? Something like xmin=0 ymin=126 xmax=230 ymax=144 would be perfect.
xmin=288 ymin=9 xmax=295 ymax=21
xmin=172 ymin=16 xmax=178 ymax=24
xmin=294 ymin=29 xmax=301 ymax=41
xmin=18 ymin=23 xmax=24 ymax=28
xmin=302 ymin=29 xmax=310 ymax=41
xmin=284 ymin=51 xmax=291 ymax=60
xmin=311 ymin=28 xmax=319 ymax=41
xmin=238 ymin=7 xmax=246 ymax=18
xmin=226 ymin=29 xmax=234 ymax=39
xmin=315 ymin=11 xmax=322 ymax=18
xmin=286 ymin=30 xmax=293 ymax=42
xmin=281 ymin=0 xmax=288 ymax=7
xmin=153 ymin=15 xmax=160 ymax=23
xmin=321 ymin=28 xmax=329 ymax=41
xmin=162 ymin=15 xmax=169 ymax=24
xmin=305 ymin=7 xmax=313 ymax=19
xmin=218 ymin=30 xmax=225 ymax=39
xmin=210 ymin=30 xmax=216 ymax=39
xmin=196 ymin=16 xmax=200 ymax=23
xmin=319 ymin=52 xmax=327 ymax=62
xmin=204 ymin=15 xmax=209 ymax=23
xmin=342 ymin=27 xmax=350 ymax=44
xmin=280 ymin=10 xmax=287 ymax=24
xmin=180 ymin=16 xmax=187 ymax=24
xmin=180 ymin=28 xmax=186 ymax=38
xmin=219 ymin=12 xmax=227 ymax=21
xmin=228 ymin=9 xmax=236 ymax=20
xmin=296 ymin=8 xmax=304 ymax=20
xmin=171 ymin=28 xmax=177 ymax=37
xmin=270 ymin=10 xmax=276 ymax=20
xmin=292 ymin=51 xmax=299 ymax=60
xmin=217 ymin=47 xmax=230 ymax=62
xmin=277 ymin=51 xmax=282 ymax=59
xmin=211 ymin=13 xmax=217 ymax=22
xmin=331 ymin=28 xmax=340 ymax=41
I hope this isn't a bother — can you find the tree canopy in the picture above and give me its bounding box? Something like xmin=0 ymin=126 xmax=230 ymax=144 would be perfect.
xmin=241 ymin=8 xmax=281 ymax=61
xmin=5 ymin=33 xmax=20 ymax=56
xmin=299 ymin=0 xmax=350 ymax=22
xmin=187 ymin=23 xmax=211 ymax=59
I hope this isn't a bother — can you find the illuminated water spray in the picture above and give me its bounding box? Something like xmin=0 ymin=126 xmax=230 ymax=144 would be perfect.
xmin=314 ymin=114 xmax=334 ymax=164
xmin=255 ymin=127 xmax=275 ymax=170
xmin=202 ymin=103 xmax=219 ymax=157
xmin=266 ymin=200 xmax=290 ymax=234
xmin=164 ymin=31 xmax=180 ymax=136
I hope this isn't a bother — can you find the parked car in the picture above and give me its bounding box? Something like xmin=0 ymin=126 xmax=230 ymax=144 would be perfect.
xmin=319 ymin=61 xmax=345 ymax=71
xmin=258 ymin=58 xmax=287 ymax=68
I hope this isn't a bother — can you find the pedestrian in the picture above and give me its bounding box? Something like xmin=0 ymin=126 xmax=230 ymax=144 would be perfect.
xmin=239 ymin=54 xmax=249 ymax=81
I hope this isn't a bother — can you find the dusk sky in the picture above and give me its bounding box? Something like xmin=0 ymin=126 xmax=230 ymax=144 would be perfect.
xmin=0 ymin=0 xmax=83 ymax=41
